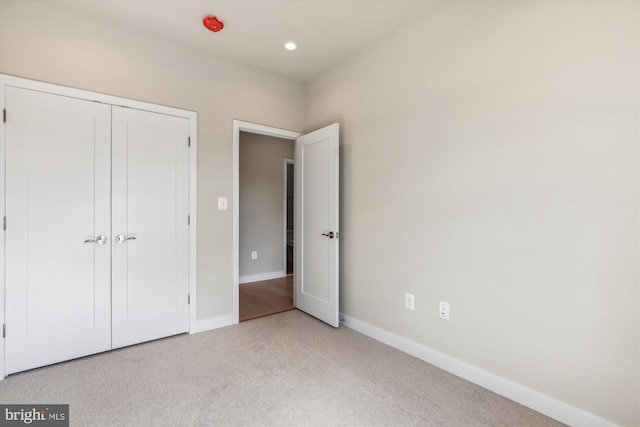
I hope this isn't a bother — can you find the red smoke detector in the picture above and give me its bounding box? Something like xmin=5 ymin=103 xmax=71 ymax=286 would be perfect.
xmin=203 ymin=16 xmax=224 ymax=33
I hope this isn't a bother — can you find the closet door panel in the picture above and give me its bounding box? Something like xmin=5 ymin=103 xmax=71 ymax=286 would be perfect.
xmin=4 ymin=87 xmax=112 ymax=374
xmin=111 ymin=106 xmax=189 ymax=349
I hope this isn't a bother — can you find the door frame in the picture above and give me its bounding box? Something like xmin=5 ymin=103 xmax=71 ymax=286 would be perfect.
xmin=232 ymin=120 xmax=301 ymax=324
xmin=283 ymin=158 xmax=294 ymax=275
xmin=0 ymin=74 xmax=199 ymax=380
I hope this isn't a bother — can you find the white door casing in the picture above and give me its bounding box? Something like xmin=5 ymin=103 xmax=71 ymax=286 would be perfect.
xmin=295 ymin=124 xmax=340 ymax=327
xmin=111 ymin=106 xmax=190 ymax=349
xmin=4 ymin=87 xmax=112 ymax=374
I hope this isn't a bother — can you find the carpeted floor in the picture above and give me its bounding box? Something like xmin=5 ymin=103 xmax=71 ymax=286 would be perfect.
xmin=0 ymin=310 xmax=564 ymax=426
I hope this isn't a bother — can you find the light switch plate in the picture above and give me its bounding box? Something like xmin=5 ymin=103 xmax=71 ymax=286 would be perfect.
xmin=218 ymin=197 xmax=228 ymax=210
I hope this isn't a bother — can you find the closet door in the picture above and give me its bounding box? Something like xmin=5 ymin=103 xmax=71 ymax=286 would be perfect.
xmin=5 ymin=87 xmax=112 ymax=374
xmin=111 ymin=107 xmax=190 ymax=349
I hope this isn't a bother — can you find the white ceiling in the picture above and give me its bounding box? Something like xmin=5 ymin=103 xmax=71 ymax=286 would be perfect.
xmin=51 ymin=0 xmax=434 ymax=82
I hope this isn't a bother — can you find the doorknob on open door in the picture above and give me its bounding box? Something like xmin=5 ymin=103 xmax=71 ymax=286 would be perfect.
xmin=321 ymin=231 xmax=335 ymax=239
xmin=115 ymin=234 xmax=137 ymax=244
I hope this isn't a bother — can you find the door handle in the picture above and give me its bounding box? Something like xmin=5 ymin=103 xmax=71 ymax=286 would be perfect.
xmin=321 ymin=231 xmax=335 ymax=239
xmin=115 ymin=234 xmax=137 ymax=244
xmin=84 ymin=235 xmax=107 ymax=245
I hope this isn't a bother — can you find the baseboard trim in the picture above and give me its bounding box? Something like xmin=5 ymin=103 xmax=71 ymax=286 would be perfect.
xmin=339 ymin=313 xmax=614 ymax=427
xmin=239 ymin=271 xmax=286 ymax=284
xmin=191 ymin=314 xmax=234 ymax=334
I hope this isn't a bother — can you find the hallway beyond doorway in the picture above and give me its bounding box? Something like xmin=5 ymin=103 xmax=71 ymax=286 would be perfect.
xmin=239 ymin=276 xmax=294 ymax=321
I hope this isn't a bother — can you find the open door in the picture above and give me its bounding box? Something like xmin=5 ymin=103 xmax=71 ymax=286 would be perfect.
xmin=294 ymin=124 xmax=339 ymax=327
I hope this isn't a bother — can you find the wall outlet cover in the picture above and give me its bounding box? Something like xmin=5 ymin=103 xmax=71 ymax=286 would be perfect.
xmin=439 ymin=301 xmax=450 ymax=320
xmin=405 ymin=293 xmax=415 ymax=310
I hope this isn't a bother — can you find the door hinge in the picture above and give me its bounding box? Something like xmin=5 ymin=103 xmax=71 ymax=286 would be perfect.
xmin=187 ymin=215 xmax=190 ymax=226
xmin=3 ymin=109 xmax=6 ymax=123
xmin=188 ymin=137 xmax=191 ymax=147
xmin=188 ymin=294 xmax=190 ymax=305
xmin=2 ymin=216 xmax=5 ymax=231
xmin=2 ymin=324 xmax=5 ymax=338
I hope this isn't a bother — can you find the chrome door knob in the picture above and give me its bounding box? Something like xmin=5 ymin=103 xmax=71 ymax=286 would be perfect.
xmin=115 ymin=234 xmax=137 ymax=244
xmin=84 ymin=235 xmax=107 ymax=245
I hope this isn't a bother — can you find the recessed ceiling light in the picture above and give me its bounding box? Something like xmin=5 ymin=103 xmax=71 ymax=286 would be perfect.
xmin=284 ymin=42 xmax=297 ymax=51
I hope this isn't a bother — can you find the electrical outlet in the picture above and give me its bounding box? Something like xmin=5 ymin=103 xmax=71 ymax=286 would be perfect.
xmin=251 ymin=251 xmax=258 ymax=260
xmin=439 ymin=301 xmax=450 ymax=320
xmin=405 ymin=293 xmax=415 ymax=310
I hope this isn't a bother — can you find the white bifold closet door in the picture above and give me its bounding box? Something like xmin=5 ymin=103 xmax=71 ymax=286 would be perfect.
xmin=111 ymin=106 xmax=190 ymax=349
xmin=5 ymin=88 xmax=112 ymax=374
xmin=5 ymin=87 xmax=189 ymax=375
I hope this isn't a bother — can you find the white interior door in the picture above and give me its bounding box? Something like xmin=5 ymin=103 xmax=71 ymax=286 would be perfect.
xmin=4 ymin=87 xmax=112 ymax=374
xmin=111 ymin=106 xmax=190 ymax=349
xmin=295 ymin=124 xmax=339 ymax=327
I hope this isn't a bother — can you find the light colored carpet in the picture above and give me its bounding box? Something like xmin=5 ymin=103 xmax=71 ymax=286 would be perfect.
xmin=0 ymin=310 xmax=564 ymax=426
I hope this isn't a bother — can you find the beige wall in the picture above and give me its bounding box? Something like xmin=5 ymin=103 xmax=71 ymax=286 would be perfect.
xmin=239 ymin=132 xmax=293 ymax=278
xmin=0 ymin=0 xmax=306 ymax=320
xmin=305 ymin=1 xmax=639 ymax=425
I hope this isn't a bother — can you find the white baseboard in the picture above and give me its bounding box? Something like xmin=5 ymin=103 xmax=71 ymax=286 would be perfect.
xmin=191 ymin=314 xmax=234 ymax=334
xmin=339 ymin=313 xmax=614 ymax=427
xmin=239 ymin=271 xmax=286 ymax=284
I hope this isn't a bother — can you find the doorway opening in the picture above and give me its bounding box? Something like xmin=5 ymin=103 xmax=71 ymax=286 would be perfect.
xmin=233 ymin=120 xmax=340 ymax=328
xmin=232 ymin=121 xmax=301 ymax=324
xmin=238 ymin=131 xmax=295 ymax=321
